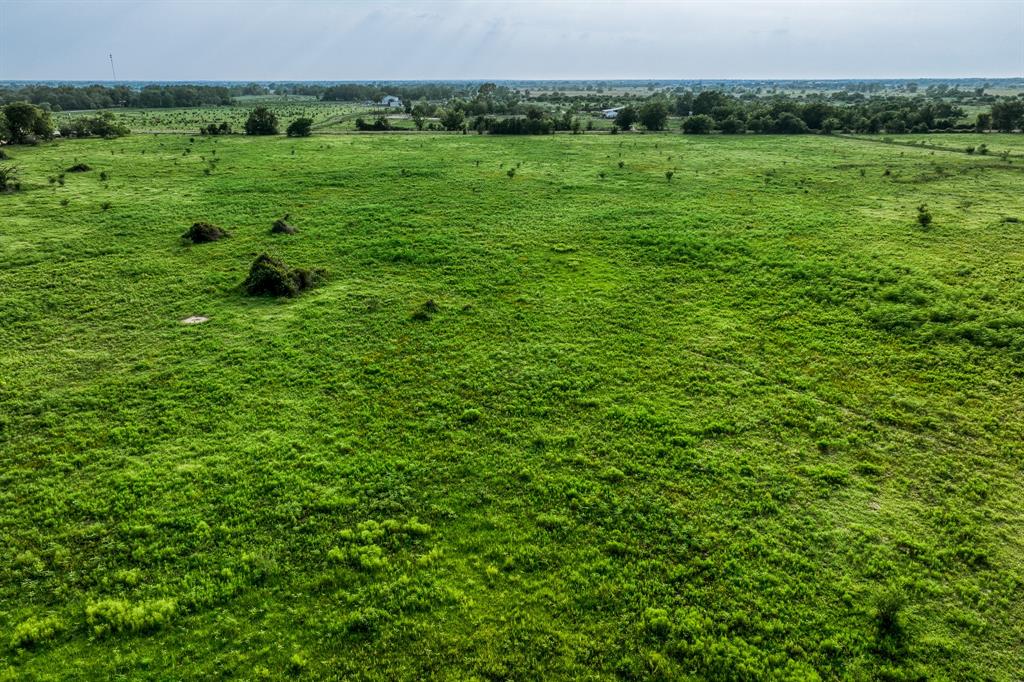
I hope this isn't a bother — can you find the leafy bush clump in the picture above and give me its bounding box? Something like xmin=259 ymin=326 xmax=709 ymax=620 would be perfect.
xmin=243 ymin=253 xmax=323 ymax=297
xmin=286 ymin=117 xmax=313 ymax=137
xmin=59 ymin=113 xmax=129 ymax=139
xmin=271 ymin=214 xmax=296 ymax=234
xmin=10 ymin=615 xmax=65 ymax=649
xmin=411 ymin=299 xmax=440 ymax=321
xmin=244 ymin=107 xmax=279 ymax=135
xmin=0 ymin=164 xmax=19 ymax=191
xmin=201 ymin=122 xmax=232 ymax=136
xmin=182 ymin=221 xmax=230 ymax=243
xmin=916 ymin=204 xmax=933 ymax=228
xmin=85 ymin=597 xmax=177 ymax=637
xmin=66 ymin=163 xmax=92 ymax=172
xmin=874 ymin=588 xmax=908 ymax=657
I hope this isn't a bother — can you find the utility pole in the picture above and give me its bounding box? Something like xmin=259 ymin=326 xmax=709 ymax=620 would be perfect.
xmin=109 ymin=53 xmax=117 ymax=81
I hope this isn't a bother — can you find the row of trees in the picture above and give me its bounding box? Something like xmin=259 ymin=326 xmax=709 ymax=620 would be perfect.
xmin=243 ymin=107 xmax=312 ymax=137
xmin=1 ymin=102 xmax=55 ymax=143
xmin=604 ymin=92 xmax=1024 ymax=134
xmin=0 ymin=84 xmax=234 ymax=111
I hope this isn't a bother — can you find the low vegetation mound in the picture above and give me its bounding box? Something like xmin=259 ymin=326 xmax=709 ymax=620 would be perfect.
xmin=66 ymin=163 xmax=92 ymax=172
xmin=181 ymin=221 xmax=229 ymax=243
xmin=271 ymin=214 xmax=297 ymax=234
xmin=243 ymin=253 xmax=322 ymax=297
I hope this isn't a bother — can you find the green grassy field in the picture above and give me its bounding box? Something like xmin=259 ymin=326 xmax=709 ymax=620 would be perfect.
xmin=2 ymin=132 xmax=1023 ymax=680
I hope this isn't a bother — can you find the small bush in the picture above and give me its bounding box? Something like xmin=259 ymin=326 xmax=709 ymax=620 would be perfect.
xmin=874 ymin=588 xmax=908 ymax=657
xmin=100 ymin=201 xmax=111 ymax=211
xmin=182 ymin=221 xmax=230 ymax=243
xmin=916 ymin=204 xmax=933 ymax=228
xmin=506 ymin=168 xmax=515 ymax=179
xmin=86 ymin=597 xmax=177 ymax=637
xmin=99 ymin=170 xmax=108 ymax=181
xmin=271 ymin=214 xmax=297 ymax=234
xmin=286 ymin=117 xmax=314 ymax=137
xmin=10 ymin=615 xmax=65 ymax=649
xmin=0 ymin=164 xmax=19 ymax=191
xmin=66 ymin=163 xmax=92 ymax=172
xmin=411 ymin=299 xmax=440 ymax=321
xmin=665 ymin=170 xmax=674 ymax=182
xmin=243 ymin=253 xmax=323 ymax=297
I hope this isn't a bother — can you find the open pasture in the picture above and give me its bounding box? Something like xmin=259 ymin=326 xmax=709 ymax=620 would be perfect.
xmin=1 ymin=132 xmax=1023 ymax=680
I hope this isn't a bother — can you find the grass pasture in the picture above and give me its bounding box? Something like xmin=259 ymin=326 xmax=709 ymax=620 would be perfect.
xmin=2 ymin=132 xmax=1024 ymax=680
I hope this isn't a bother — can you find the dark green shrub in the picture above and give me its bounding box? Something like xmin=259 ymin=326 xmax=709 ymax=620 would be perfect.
xmin=271 ymin=214 xmax=296 ymax=234
xmin=243 ymin=253 xmax=323 ymax=297
xmin=682 ymin=114 xmax=714 ymax=134
xmin=182 ymin=221 xmax=229 ymax=243
xmin=286 ymin=117 xmax=313 ymax=137
xmin=0 ymin=164 xmax=19 ymax=191
xmin=874 ymin=588 xmax=908 ymax=655
xmin=917 ymin=204 xmax=932 ymax=228
xmin=411 ymin=299 xmax=439 ymax=321
xmin=66 ymin=163 xmax=91 ymax=172
xmin=244 ymin=107 xmax=278 ymax=135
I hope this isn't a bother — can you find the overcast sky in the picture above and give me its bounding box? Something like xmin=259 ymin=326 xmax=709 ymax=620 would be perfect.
xmin=1 ymin=0 xmax=1021 ymax=81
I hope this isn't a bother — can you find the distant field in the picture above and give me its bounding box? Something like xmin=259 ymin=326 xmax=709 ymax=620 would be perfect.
xmin=54 ymin=101 xmax=375 ymax=133
xmin=2 ymin=132 xmax=1023 ymax=680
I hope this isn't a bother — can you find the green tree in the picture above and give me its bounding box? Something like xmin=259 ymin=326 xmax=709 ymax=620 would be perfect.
xmin=975 ymin=113 xmax=991 ymax=132
xmin=682 ymin=114 xmax=714 ymax=135
xmin=719 ymin=115 xmax=746 ymax=134
xmin=2 ymin=102 xmax=53 ymax=143
xmin=286 ymin=117 xmax=313 ymax=137
xmin=438 ymin=108 xmax=465 ymax=131
xmin=638 ymin=99 xmax=669 ymax=131
xmin=614 ymin=106 xmax=638 ymax=131
xmin=820 ymin=117 xmax=842 ymax=134
xmin=990 ymin=99 xmax=1024 ymax=133
xmin=773 ymin=112 xmax=809 ymax=134
xmin=244 ymin=106 xmax=279 ymax=135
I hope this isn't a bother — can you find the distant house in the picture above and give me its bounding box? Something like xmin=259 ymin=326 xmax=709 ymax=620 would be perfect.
xmin=602 ymin=107 xmax=622 ymax=119
xmin=380 ymin=95 xmax=403 ymax=109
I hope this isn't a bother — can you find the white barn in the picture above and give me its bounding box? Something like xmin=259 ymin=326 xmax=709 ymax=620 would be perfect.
xmin=602 ymin=107 xmax=622 ymax=119
xmin=380 ymin=95 xmax=403 ymax=109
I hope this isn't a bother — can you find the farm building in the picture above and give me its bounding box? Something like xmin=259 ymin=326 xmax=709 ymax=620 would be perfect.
xmin=380 ymin=95 xmax=403 ymax=109
xmin=602 ymin=107 xmax=622 ymax=119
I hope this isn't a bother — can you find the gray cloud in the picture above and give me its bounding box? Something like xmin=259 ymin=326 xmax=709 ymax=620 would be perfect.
xmin=0 ymin=0 xmax=1020 ymax=80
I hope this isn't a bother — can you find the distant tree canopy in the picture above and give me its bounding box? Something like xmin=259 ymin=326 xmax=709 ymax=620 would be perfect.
xmin=286 ymin=117 xmax=314 ymax=137
xmin=438 ymin=109 xmax=466 ymax=131
xmin=244 ymin=107 xmax=279 ymax=135
xmin=660 ymin=89 xmax=994 ymax=135
xmin=320 ymin=83 xmax=462 ymax=103
xmin=614 ymin=106 xmax=638 ymax=130
xmin=59 ymin=112 xmax=129 ymax=139
xmin=991 ymin=98 xmax=1024 ymax=133
xmin=0 ymin=84 xmax=232 ymax=110
xmin=682 ymin=114 xmax=714 ymax=135
xmin=638 ymin=99 xmax=669 ymax=131
xmin=2 ymin=102 xmax=53 ymax=143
